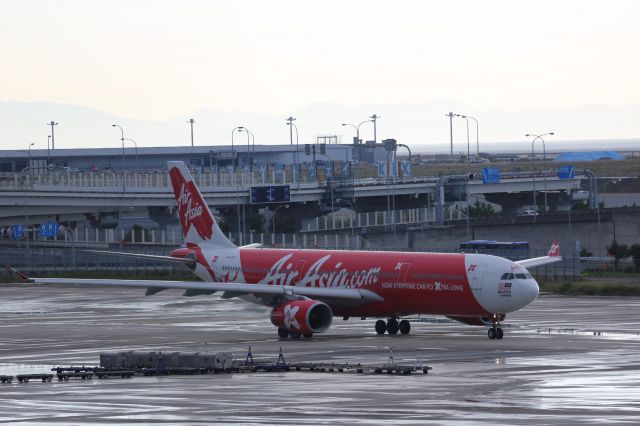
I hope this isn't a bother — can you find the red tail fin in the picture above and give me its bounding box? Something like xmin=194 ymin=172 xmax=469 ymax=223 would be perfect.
xmin=4 ymin=265 xmax=30 ymax=282
xmin=168 ymin=161 xmax=236 ymax=248
xmin=547 ymin=241 xmax=560 ymax=257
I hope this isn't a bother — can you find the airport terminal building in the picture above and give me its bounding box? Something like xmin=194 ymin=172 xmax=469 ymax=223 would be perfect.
xmin=0 ymin=141 xmax=395 ymax=174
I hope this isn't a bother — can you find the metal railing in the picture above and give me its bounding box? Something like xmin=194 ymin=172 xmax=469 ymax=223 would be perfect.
xmin=303 ymin=206 xmax=465 ymax=232
xmin=0 ymin=170 xmax=441 ymax=191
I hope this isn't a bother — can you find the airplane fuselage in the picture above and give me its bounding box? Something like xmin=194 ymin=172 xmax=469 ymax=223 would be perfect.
xmin=171 ymin=246 xmax=539 ymax=319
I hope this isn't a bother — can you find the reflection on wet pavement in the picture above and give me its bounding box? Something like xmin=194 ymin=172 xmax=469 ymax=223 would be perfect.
xmin=0 ymin=284 xmax=639 ymax=424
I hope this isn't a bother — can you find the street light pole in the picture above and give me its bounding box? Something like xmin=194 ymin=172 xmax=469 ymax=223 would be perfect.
xmin=341 ymin=119 xmax=372 ymax=144
xmin=112 ymin=124 xmax=126 ymax=191
xmin=464 ymin=117 xmax=470 ymax=237
xmin=22 ymin=161 xmax=32 ymax=268
xmin=286 ymin=120 xmax=299 ymax=181
xmin=231 ymin=126 xmax=244 ymax=170
xmin=369 ymin=114 xmax=380 ymax=143
xmin=465 ymin=115 xmax=479 ymax=156
xmin=239 ymin=128 xmax=255 ymax=172
xmin=286 ymin=116 xmax=296 ymax=145
xmin=47 ymin=121 xmax=58 ymax=150
xmin=112 ymin=124 xmax=125 ymax=169
xmin=27 ymin=142 xmax=34 ymax=175
xmin=124 ymin=138 xmax=139 ymax=169
xmin=526 ymin=132 xmax=554 ymax=214
xmin=455 ymin=114 xmax=471 ymax=238
xmin=187 ymin=118 xmax=195 ymax=147
xmin=319 ymin=153 xmax=335 ymax=228
xmin=231 ymin=126 xmax=244 ymax=243
xmin=445 ymin=112 xmax=454 ymax=156
xmin=47 ymin=135 xmax=51 ymax=167
xmin=454 ymin=115 xmax=470 ymax=161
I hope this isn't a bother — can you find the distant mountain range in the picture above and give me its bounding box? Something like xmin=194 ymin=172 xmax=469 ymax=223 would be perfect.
xmin=1 ymin=100 xmax=639 ymax=153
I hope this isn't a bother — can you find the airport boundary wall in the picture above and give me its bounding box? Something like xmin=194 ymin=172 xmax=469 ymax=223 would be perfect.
xmin=1 ymin=208 xmax=637 ymax=281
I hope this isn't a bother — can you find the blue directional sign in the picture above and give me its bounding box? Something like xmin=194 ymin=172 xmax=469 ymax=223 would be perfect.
xmin=324 ymin=163 xmax=333 ymax=179
xmin=11 ymin=225 xmax=24 ymax=240
xmin=482 ymin=167 xmax=501 ymax=184
xmin=40 ymin=223 xmax=59 ymax=238
xmin=307 ymin=164 xmax=316 ymax=180
xmin=400 ymin=161 xmax=411 ymax=177
xmin=342 ymin=161 xmax=351 ymax=176
xmin=250 ymin=185 xmax=291 ymax=204
xmin=558 ymin=165 xmax=575 ymax=179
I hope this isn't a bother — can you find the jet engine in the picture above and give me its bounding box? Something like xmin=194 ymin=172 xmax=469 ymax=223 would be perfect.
xmin=447 ymin=314 xmax=505 ymax=326
xmin=270 ymin=300 xmax=333 ymax=336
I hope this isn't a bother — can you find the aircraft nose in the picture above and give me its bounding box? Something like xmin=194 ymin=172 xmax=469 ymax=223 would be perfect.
xmin=517 ymin=279 xmax=539 ymax=309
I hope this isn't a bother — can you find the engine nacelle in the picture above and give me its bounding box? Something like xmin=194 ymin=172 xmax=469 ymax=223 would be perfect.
xmin=270 ymin=300 xmax=333 ymax=335
xmin=447 ymin=314 xmax=505 ymax=326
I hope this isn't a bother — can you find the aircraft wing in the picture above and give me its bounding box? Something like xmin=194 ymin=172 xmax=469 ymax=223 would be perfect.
xmin=515 ymin=240 xmax=562 ymax=269
xmin=4 ymin=267 xmax=383 ymax=303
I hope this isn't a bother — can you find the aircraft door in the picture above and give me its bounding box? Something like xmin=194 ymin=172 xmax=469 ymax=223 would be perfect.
xmin=467 ymin=264 xmax=487 ymax=291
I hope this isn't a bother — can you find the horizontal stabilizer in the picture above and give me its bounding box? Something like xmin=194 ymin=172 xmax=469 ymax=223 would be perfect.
xmin=4 ymin=265 xmax=29 ymax=282
xmin=84 ymin=250 xmax=196 ymax=267
xmin=240 ymin=243 xmax=263 ymax=249
xmin=516 ymin=255 xmax=562 ymax=269
xmin=516 ymin=241 xmax=562 ymax=269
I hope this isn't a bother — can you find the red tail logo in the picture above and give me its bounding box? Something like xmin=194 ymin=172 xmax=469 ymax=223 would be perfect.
xmin=170 ymin=168 xmax=213 ymax=241
xmin=547 ymin=241 xmax=560 ymax=257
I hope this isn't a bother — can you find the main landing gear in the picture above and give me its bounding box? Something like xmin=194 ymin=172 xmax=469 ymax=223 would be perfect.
xmin=375 ymin=318 xmax=411 ymax=335
xmin=487 ymin=314 xmax=504 ymax=340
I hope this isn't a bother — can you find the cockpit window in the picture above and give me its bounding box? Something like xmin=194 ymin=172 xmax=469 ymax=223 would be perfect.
xmin=500 ymin=273 xmax=516 ymax=280
xmin=514 ymin=273 xmax=534 ymax=279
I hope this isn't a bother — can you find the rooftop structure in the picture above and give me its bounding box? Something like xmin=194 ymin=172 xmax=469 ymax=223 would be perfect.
xmin=0 ymin=144 xmax=357 ymax=173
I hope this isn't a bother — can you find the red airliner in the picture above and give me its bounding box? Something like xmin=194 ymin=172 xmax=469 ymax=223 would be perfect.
xmin=8 ymin=161 xmax=561 ymax=340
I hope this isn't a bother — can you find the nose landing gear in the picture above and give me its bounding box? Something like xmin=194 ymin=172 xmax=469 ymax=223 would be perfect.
xmin=488 ymin=313 xmax=504 ymax=340
xmin=488 ymin=327 xmax=503 ymax=340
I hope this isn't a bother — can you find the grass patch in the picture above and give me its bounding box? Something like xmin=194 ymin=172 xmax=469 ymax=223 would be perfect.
xmin=539 ymin=279 xmax=640 ymax=296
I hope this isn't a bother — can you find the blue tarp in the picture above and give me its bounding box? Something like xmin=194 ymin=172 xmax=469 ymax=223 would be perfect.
xmin=553 ymin=151 xmax=624 ymax=162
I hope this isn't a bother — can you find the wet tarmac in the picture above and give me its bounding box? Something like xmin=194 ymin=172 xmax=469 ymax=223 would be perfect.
xmin=0 ymin=284 xmax=639 ymax=424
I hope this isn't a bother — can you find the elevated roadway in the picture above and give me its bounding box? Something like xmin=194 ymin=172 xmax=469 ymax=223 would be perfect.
xmin=0 ymin=170 xmax=583 ymax=224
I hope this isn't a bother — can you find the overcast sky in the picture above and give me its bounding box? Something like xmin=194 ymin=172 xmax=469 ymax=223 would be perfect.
xmin=1 ymin=0 xmax=639 ymax=148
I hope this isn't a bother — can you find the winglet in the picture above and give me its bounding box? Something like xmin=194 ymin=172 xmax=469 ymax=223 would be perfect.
xmin=4 ymin=265 xmax=31 ymax=283
xmin=547 ymin=241 xmax=560 ymax=257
